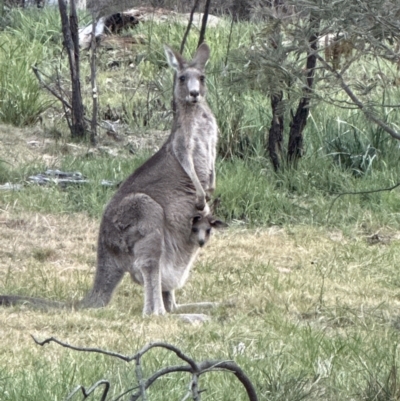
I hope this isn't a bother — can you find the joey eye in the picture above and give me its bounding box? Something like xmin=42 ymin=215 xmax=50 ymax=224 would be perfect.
xmin=192 ymin=227 xmax=198 ymax=233
xmin=206 ymin=228 xmax=211 ymax=235
xmin=199 ymin=75 xmax=205 ymax=82
xmin=179 ymin=75 xmax=186 ymax=82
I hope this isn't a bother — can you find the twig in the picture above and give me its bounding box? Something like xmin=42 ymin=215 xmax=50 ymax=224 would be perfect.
xmin=32 ymin=65 xmax=72 ymax=110
xmin=64 ymin=380 xmax=110 ymax=401
xmin=326 ymin=182 xmax=400 ymax=223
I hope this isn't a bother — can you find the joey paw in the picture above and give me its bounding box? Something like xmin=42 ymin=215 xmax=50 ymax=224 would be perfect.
xmin=195 ymin=197 xmax=206 ymax=210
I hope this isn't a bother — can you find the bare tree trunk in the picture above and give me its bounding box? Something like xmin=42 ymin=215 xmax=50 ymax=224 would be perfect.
xmin=287 ymin=15 xmax=319 ymax=166
xmin=179 ymin=0 xmax=201 ymax=53
xmin=268 ymin=91 xmax=284 ymax=171
xmin=173 ymin=0 xmax=201 ymax=115
xmin=58 ymin=0 xmax=87 ymax=140
xmin=90 ymin=16 xmax=98 ymax=145
xmin=197 ymin=0 xmax=212 ymax=47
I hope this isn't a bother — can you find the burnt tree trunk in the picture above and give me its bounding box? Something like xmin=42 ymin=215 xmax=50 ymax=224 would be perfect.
xmin=58 ymin=0 xmax=87 ymax=139
xmin=268 ymin=91 xmax=284 ymax=171
xmin=287 ymin=15 xmax=319 ymax=166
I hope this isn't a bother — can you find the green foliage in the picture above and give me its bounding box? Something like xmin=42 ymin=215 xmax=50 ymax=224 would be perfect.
xmin=3 ymin=145 xmax=400 ymax=230
xmin=0 ymin=10 xmax=57 ymax=126
xmin=2 ymin=7 xmax=63 ymax=44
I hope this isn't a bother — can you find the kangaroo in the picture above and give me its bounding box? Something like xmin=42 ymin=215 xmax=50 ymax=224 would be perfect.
xmin=164 ymin=42 xmax=218 ymax=210
xmin=0 ymin=43 xmax=221 ymax=319
xmin=0 ymin=208 xmax=225 ymax=315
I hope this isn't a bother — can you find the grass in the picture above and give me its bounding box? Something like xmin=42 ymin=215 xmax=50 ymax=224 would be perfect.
xmin=1 ymin=127 xmax=400 ymax=400
xmin=1 ymin=6 xmax=400 ymax=401
xmin=2 ymin=209 xmax=400 ymax=400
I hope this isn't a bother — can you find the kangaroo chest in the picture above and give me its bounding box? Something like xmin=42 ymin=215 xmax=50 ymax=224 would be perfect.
xmin=180 ymin=107 xmax=218 ymax=186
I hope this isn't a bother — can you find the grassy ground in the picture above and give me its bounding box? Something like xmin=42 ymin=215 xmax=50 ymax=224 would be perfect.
xmin=2 ymin=127 xmax=400 ymax=400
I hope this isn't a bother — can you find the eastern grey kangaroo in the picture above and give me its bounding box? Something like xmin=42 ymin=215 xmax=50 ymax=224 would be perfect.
xmin=0 ymin=209 xmax=224 ymax=314
xmin=164 ymin=42 xmax=218 ymax=210
xmin=0 ymin=43 xmax=221 ymax=318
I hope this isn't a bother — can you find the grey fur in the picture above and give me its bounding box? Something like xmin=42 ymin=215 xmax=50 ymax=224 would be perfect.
xmin=164 ymin=42 xmax=218 ymax=210
xmin=0 ymin=43 xmax=221 ymax=318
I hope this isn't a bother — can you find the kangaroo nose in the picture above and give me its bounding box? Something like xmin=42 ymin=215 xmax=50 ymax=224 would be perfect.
xmin=198 ymin=239 xmax=205 ymax=247
xmin=190 ymin=90 xmax=199 ymax=98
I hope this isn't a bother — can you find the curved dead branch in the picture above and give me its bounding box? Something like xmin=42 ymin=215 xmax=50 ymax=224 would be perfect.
xmin=32 ymin=336 xmax=259 ymax=401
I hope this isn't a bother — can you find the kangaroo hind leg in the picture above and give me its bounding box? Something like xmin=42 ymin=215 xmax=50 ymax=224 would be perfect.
xmin=133 ymin=230 xmax=165 ymax=316
xmin=80 ymin=250 xmax=126 ymax=309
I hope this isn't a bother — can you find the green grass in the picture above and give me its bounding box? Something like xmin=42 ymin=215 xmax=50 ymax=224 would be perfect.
xmin=2 ymin=138 xmax=400 ymax=229
xmin=2 ymin=223 xmax=400 ymax=400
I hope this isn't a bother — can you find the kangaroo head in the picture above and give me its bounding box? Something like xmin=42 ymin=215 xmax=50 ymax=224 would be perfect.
xmin=190 ymin=213 xmax=227 ymax=248
xmin=164 ymin=43 xmax=210 ymax=105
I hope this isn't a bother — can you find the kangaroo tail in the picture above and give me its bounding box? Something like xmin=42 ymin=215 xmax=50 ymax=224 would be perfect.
xmin=0 ymin=295 xmax=66 ymax=309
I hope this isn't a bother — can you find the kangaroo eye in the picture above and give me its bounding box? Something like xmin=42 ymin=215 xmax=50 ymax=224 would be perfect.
xmin=206 ymin=228 xmax=211 ymax=235
xmin=179 ymin=75 xmax=186 ymax=82
xmin=192 ymin=227 xmax=198 ymax=233
xmin=199 ymin=75 xmax=205 ymax=82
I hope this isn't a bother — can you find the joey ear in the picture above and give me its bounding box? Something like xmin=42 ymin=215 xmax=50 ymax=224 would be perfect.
xmin=191 ymin=42 xmax=210 ymax=69
xmin=209 ymin=217 xmax=228 ymax=230
xmin=191 ymin=215 xmax=202 ymax=225
xmin=164 ymin=44 xmax=186 ymax=71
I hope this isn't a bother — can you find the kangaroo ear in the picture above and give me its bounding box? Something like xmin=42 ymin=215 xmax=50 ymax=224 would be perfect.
xmin=209 ymin=217 xmax=228 ymax=230
xmin=164 ymin=44 xmax=186 ymax=71
xmin=191 ymin=42 xmax=210 ymax=69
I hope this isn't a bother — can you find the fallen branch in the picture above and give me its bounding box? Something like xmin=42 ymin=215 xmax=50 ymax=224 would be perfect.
xmin=32 ymin=336 xmax=259 ymax=401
